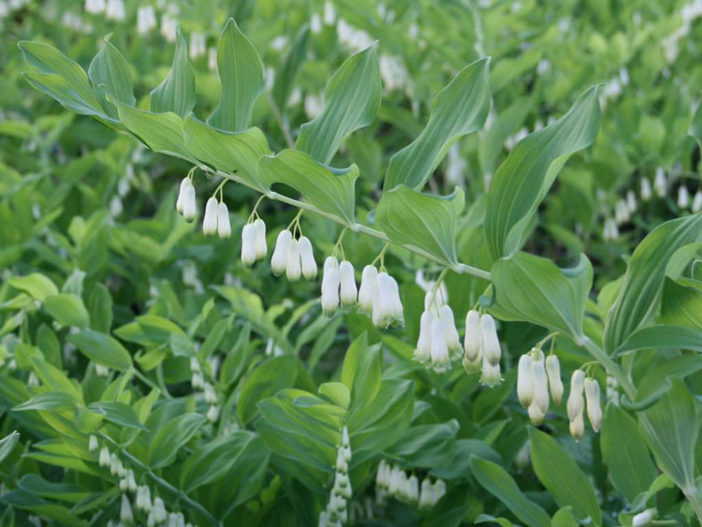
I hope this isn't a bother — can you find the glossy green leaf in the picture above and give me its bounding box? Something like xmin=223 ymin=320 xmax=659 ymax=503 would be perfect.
xmin=260 ymin=149 xmax=358 ymax=225
xmin=615 ymin=325 xmax=702 ymax=356
xmin=43 ymin=294 xmax=89 ymax=328
xmin=376 ymin=185 xmax=464 ymax=266
xmin=31 ymin=357 xmax=82 ymax=401
xmin=273 ymin=25 xmax=309 ymax=110
xmin=67 ymin=330 xmax=132 ymax=371
xmin=601 ymin=404 xmax=656 ymax=502
xmin=636 ymin=355 xmax=702 ymax=402
xmin=296 ymin=45 xmax=381 ymax=164
xmin=385 ymin=57 xmax=491 ymax=190
xmin=88 ymin=36 xmax=135 ymax=118
xmin=470 ymin=456 xmax=551 ymax=527
xmin=484 ymin=87 xmax=601 ymax=260
xmin=150 ymin=27 xmax=196 ymax=117
xmin=183 ymin=116 xmax=270 ymax=190
xmin=529 ymin=428 xmax=601 ymax=525
xmin=489 ymin=252 xmax=592 ymax=338
xmin=604 ymin=214 xmax=702 ymax=353
xmin=147 ymin=413 xmax=206 ymax=468
xmin=8 ymin=273 xmax=58 ymax=301
xmin=17 ymin=474 xmax=89 ymax=502
xmin=208 ymin=18 xmax=264 ymax=132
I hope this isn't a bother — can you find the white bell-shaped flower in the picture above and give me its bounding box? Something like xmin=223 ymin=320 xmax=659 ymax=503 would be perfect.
xmin=217 ymin=203 xmax=231 ymax=238
xmin=584 ymin=377 xmax=602 ymax=432
xmin=480 ymin=314 xmax=501 ymax=366
xmin=202 ymin=197 xmax=219 ymax=236
xmin=253 ymin=218 xmax=267 ymax=260
xmin=463 ymin=354 xmax=481 ymax=373
xmin=413 ymin=310 xmax=433 ymax=363
xmin=136 ymin=5 xmax=157 ymax=34
xmin=321 ymin=257 xmax=340 ymax=315
xmin=271 ymin=230 xmax=292 ymax=276
xmin=517 ymin=354 xmax=534 ymax=408
xmin=615 ymin=199 xmax=630 ymax=224
xmin=545 ymin=355 xmax=564 ymax=405
xmin=98 ymin=446 xmax=110 ymax=467
xmin=336 ymin=448 xmax=348 ymax=474
xmin=439 ymin=305 xmax=461 ymax=355
xmin=406 ymin=475 xmax=419 ymax=504
xmin=567 ymin=370 xmax=586 ymax=421
xmin=640 ymin=177 xmax=652 ymax=201
xmin=127 ymin=469 xmax=137 ymax=492
xmin=182 ymin=183 xmax=197 ymax=222
xmin=120 ymin=494 xmax=133 ymax=523
xmin=464 ymin=310 xmax=481 ymax=361
xmin=176 ymin=178 xmax=191 ymax=213
xmin=285 ymin=239 xmax=302 ymax=281
xmin=632 ymin=509 xmax=656 ymax=527
xmin=430 ymin=317 xmax=450 ymax=372
xmin=372 ymin=272 xmax=403 ymax=328
xmin=677 ymin=185 xmax=690 ymax=209
xmin=358 ymin=265 xmax=378 ymax=313
xmin=529 ymin=354 xmax=549 ymax=425
xmin=241 ymin=224 xmax=257 ymax=267
xmin=626 ymin=190 xmax=637 ymax=213
xmin=692 ymin=190 xmax=702 ymax=213
xmin=153 ymin=497 xmax=167 ymax=523
xmin=654 ymin=167 xmax=666 ymax=197
xmin=569 ymin=408 xmax=585 ymax=440
xmin=298 ymin=236 xmax=317 ymax=279
xmin=339 ymin=261 xmax=357 ymax=305
xmin=418 ymin=478 xmax=434 ymax=509
xmin=88 ymin=434 xmax=98 ymax=452
xmin=206 ymin=404 xmax=219 ymax=422
xmin=480 ymin=357 xmax=502 ymax=386
xmin=203 ymin=382 xmax=217 ymax=404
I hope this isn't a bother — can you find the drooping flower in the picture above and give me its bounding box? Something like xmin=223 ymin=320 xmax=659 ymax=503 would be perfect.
xmin=105 ymin=0 xmax=125 ymax=20
xmin=176 ymin=178 xmax=191 ymax=214
xmin=440 ymin=305 xmax=461 ymax=356
xmin=584 ymin=377 xmax=602 ymax=433
xmin=88 ymin=434 xmax=99 ymax=452
xmin=429 ymin=317 xmax=450 ymax=372
xmin=413 ymin=310 xmax=433 ymax=363
xmin=98 ymin=446 xmax=110 ymax=467
xmin=567 ymin=370 xmax=586 ymax=440
xmin=120 ymin=494 xmax=133 ymax=523
xmin=653 ymin=167 xmax=666 ymax=197
xmin=626 ymin=190 xmax=637 ymax=213
xmin=517 ymin=354 xmax=534 ymax=408
xmin=202 ymin=197 xmax=218 ymax=236
xmin=152 ymin=497 xmax=167 ymax=523
xmin=358 ymin=265 xmax=378 ymax=313
xmin=285 ymin=238 xmax=302 ymax=281
xmin=253 ymin=218 xmax=267 ymax=260
xmin=240 ymin=223 xmax=257 ymax=267
xmin=136 ymin=6 xmax=157 ymax=35
xmin=480 ymin=314 xmax=501 ymax=366
xmin=321 ymin=257 xmax=340 ymax=316
xmin=298 ymin=236 xmax=317 ymax=279
xmin=528 ymin=352 xmax=549 ymax=425
xmin=271 ymin=230 xmax=292 ymax=276
xmin=640 ymin=177 xmax=652 ymax=201
xmin=182 ymin=183 xmax=197 ymax=222
xmin=217 ymin=203 xmax=231 ymax=238
xmin=463 ymin=310 xmax=481 ymax=361
xmin=677 ymin=185 xmax=690 ymax=209
xmin=339 ymin=261 xmax=357 ymax=305
xmin=545 ymin=355 xmax=564 ymax=405
xmin=372 ymin=272 xmax=403 ymax=328
xmin=632 ymin=508 xmax=656 ymax=527
xmin=480 ymin=358 xmax=502 ymax=387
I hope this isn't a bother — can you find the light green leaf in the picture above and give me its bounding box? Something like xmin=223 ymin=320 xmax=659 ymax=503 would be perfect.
xmin=489 ymin=252 xmax=592 ymax=339
xmin=529 ymin=428 xmax=601 ymax=525
xmin=636 ymin=355 xmax=702 ymax=402
xmin=259 ymin=149 xmax=358 ymax=224
xmin=470 ymin=456 xmax=551 ymax=527
xmin=273 ymin=25 xmax=309 ymax=110
xmin=604 ymin=214 xmax=702 ymax=353
xmin=479 ymin=95 xmax=532 ymax=176
xmin=484 ymin=87 xmax=601 ymax=260
xmin=376 ymin=185 xmax=464 ymax=266
xmin=385 ymin=57 xmax=491 ymax=190
xmin=660 ymin=279 xmax=702 ymax=329
xmin=615 ymin=325 xmax=702 ymax=356
xmin=690 ymin=102 xmax=702 ymax=148
xmin=640 ymin=378 xmax=698 ymax=494
xmin=150 ymin=27 xmax=196 ymax=117
xmin=87 ymin=401 xmax=146 ymax=430
xmin=341 ymin=334 xmax=381 ymax=411
xmin=14 ymin=392 xmax=77 ymax=412
xmin=43 ymin=294 xmax=89 ymax=328
xmin=601 ymin=404 xmax=656 ymax=502
xmin=183 ymin=116 xmax=270 ymax=190
xmin=67 ymin=330 xmax=132 ymax=371
xmin=208 ymin=18 xmax=264 ymax=132
xmin=8 ymin=273 xmax=58 ymax=301
xmin=87 ymin=284 xmax=113 ymax=333
xmin=88 ymin=36 xmax=135 ymax=118
xmin=551 ymin=507 xmax=579 ymax=527
xmin=385 ymin=420 xmax=459 ymax=468
xmin=0 ymin=432 xmax=19 ymax=463
xmin=238 ymin=355 xmax=300 ymax=424
xmin=147 ymin=413 xmax=206 ymax=468
xmin=115 ymin=102 xmax=192 ymax=160
xmin=296 ymin=45 xmax=381 ymax=164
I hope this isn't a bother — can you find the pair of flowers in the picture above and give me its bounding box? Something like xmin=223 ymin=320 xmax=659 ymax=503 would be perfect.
xmin=517 ymin=349 xmax=564 ymax=425
xmin=271 ymin=229 xmax=317 ymax=280
xmin=567 ymin=370 xmax=602 ymax=440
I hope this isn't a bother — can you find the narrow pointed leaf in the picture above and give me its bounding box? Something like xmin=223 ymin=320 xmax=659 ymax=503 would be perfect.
xmin=88 ymin=36 xmax=135 ymax=118
xmin=150 ymin=27 xmax=196 ymax=117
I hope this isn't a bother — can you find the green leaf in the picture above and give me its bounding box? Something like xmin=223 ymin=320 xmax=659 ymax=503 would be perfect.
xmin=115 ymin=102 xmax=192 ymax=160
xmin=341 ymin=334 xmax=381 ymax=410
xmin=87 ymin=401 xmax=146 ymax=430
xmin=88 ymin=36 xmax=135 ymax=118
xmin=238 ymin=355 xmax=300 ymax=423
xmin=150 ymin=27 xmax=195 ymax=116
xmin=550 ymin=507 xmax=579 ymax=527
xmin=529 ymin=428 xmax=601 ymax=525
xmin=183 ymin=116 xmax=270 ymax=190
xmin=43 ymin=294 xmax=89 ymax=328
xmin=431 ymin=439 xmax=503 ymax=480
xmin=615 ymin=325 xmax=702 ymax=356
xmin=484 ymin=87 xmax=601 ymax=260
xmin=385 ymin=420 xmax=459 ymax=468
xmin=601 ymin=404 xmax=656 ymax=502
xmin=67 ymin=330 xmax=132 ymax=371
xmin=147 ymin=413 xmax=206 ymax=468
xmin=376 ymin=185 xmax=464 ymax=266
xmin=208 ymin=18 xmax=264 ymax=132
xmin=640 ymin=378 xmax=698 ymax=494
xmin=87 ymin=284 xmax=113 ymax=333
xmin=8 ymin=273 xmax=58 ymax=301
xmin=384 ymin=57 xmax=491 ymax=190
xmin=296 ymin=45 xmax=381 ymax=164
xmin=604 ymin=214 xmax=702 ymax=353
xmin=489 ymin=252 xmax=592 ymax=339
xmin=318 ymin=382 xmax=350 ymax=409
xmin=0 ymin=431 xmax=19 ymax=463
xmin=13 ymin=392 xmax=77 ymax=412
xmin=273 ymin=25 xmax=309 ymax=110
xmin=260 ymin=149 xmax=358 ymax=224
xmin=19 ymin=41 xmax=106 ymax=118
xmin=659 ymin=278 xmax=702 ymax=329
xmin=690 ymin=101 xmax=702 ymax=148
xmin=470 ymin=456 xmax=551 ymax=527
xmin=31 ymin=357 xmax=82 ymax=401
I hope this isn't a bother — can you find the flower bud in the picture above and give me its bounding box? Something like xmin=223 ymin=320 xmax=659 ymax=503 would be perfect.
xmin=440 ymin=305 xmax=461 ymax=355
xmin=217 ymin=202 xmax=231 ymax=238
xmin=373 ymin=272 xmax=403 ymax=328
xmin=298 ymin=236 xmax=317 ymax=279
xmin=206 ymin=404 xmax=220 ymax=422
xmin=517 ymin=354 xmax=534 ymax=408
xmin=358 ymin=265 xmax=378 ymax=313
xmin=545 ymin=355 xmax=564 ymax=405
xmin=464 ymin=310 xmax=481 ymax=361
xmin=626 ymin=190 xmax=637 ymax=213
xmin=430 ymin=317 xmax=449 ymax=372
xmin=182 ymin=183 xmax=197 ymax=221
xmin=253 ymin=218 xmax=267 ymax=260
xmin=569 ymin=409 xmax=585 ymax=440
xmin=176 ymin=178 xmax=191 ymax=213
xmin=480 ymin=357 xmax=502 ymax=386
xmin=271 ymin=230 xmax=292 ymax=276
xmin=153 ymin=497 xmax=167 ymax=523
xmin=567 ymin=370 xmax=586 ymax=421
xmin=654 ymin=167 xmax=666 ymax=197
xmin=632 ymin=508 xmax=656 ymax=527
xmin=321 ymin=258 xmax=340 ymax=315
xmin=640 ymin=176 xmax=652 ymax=201
xmin=202 ymin=197 xmax=218 ymax=235
xmin=480 ymin=314 xmax=501 ymax=366
xmin=120 ymin=494 xmax=133 ymax=523
xmin=584 ymin=377 xmax=602 ymax=432
xmin=339 ymin=261 xmax=357 ymax=305
xmin=99 ymin=446 xmax=110 ymax=467
xmin=88 ymin=434 xmax=99 ymax=452
xmin=677 ymin=185 xmax=690 ymax=209
xmin=529 ymin=357 xmax=549 ymax=425
xmin=241 ymin=224 xmax=257 ymax=266
xmin=285 ymin=239 xmax=302 ymax=281
xmin=413 ymin=310 xmax=433 ymax=363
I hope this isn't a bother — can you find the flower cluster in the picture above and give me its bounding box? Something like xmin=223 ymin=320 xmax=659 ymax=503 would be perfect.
xmin=319 ymin=428 xmax=352 ymax=527
xmin=462 ymin=310 xmax=502 ymax=386
xmin=516 ymin=349 xmax=563 ymax=425
xmin=413 ymin=290 xmax=461 ymax=372
xmin=202 ymin=197 xmax=231 ymax=239
xmin=190 ymin=357 xmax=219 ymax=423
xmin=176 ymin=178 xmax=197 ymax=222
xmin=566 ymin=371 xmax=602 ymax=440
xmin=271 ymin=229 xmax=316 ymax=279
xmin=375 ymin=461 xmax=446 ymax=510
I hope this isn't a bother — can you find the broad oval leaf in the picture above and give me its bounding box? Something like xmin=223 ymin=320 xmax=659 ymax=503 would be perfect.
xmin=115 ymin=102 xmax=193 ymax=160
xmin=43 ymin=294 xmax=89 ymax=329
xmin=88 ymin=36 xmax=135 ymax=117
xmin=384 ymin=57 xmax=491 ymax=190
xmin=484 ymin=87 xmax=601 ymax=260
xmin=376 ymin=185 xmax=465 ymax=266
xmin=67 ymin=330 xmax=132 ymax=371
xmin=87 ymin=401 xmax=146 ymax=430
xmin=147 ymin=413 xmax=206 ymax=468
xmin=8 ymin=273 xmax=58 ymax=301
xmin=150 ymin=27 xmax=196 ymax=117
xmin=296 ymin=44 xmax=381 ymax=164
xmin=238 ymin=355 xmax=301 ymax=424
xmin=615 ymin=325 xmax=702 ymax=356
xmin=208 ymin=18 xmax=264 ymax=132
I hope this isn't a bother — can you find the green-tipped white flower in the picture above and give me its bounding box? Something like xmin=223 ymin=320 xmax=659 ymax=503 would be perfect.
xmin=339 ymin=261 xmax=357 ymax=305
xmin=126 ymin=469 xmax=137 ymax=492
xmin=654 ymin=167 xmax=666 ymax=197
xmin=567 ymin=370 xmax=585 ymax=421
xmin=440 ymin=305 xmax=461 ymax=355
xmin=176 ymin=178 xmax=191 ymax=214
xmin=88 ymin=434 xmax=98 ymax=452
xmin=677 ymin=185 xmax=690 ymax=209
xmin=529 ymin=353 xmax=549 ymax=425
xmin=358 ymin=265 xmax=378 ymax=313
xmin=120 ymin=494 xmax=133 ymax=523
xmin=217 ymin=203 xmax=231 ymax=238
xmin=206 ymin=404 xmax=220 ymax=422
xmin=241 ymin=224 xmax=257 ymax=267
xmin=640 ymin=177 xmax=652 ymax=201
xmin=321 ymin=256 xmax=340 ymax=316
xmin=584 ymin=377 xmax=602 ymax=432
xmin=569 ymin=408 xmax=585 ymax=440
xmin=545 ymin=355 xmax=564 ymax=405
xmin=480 ymin=357 xmax=502 ymax=387
xmin=406 ymin=475 xmax=419 ymax=504
xmin=480 ymin=314 xmax=501 ymax=366
xmin=464 ymin=310 xmax=481 ymax=361
xmin=298 ymin=236 xmax=317 ymax=279
xmin=692 ymin=190 xmax=702 ymax=213
xmin=413 ymin=310 xmax=433 ymax=363
xmin=182 ymin=183 xmax=197 ymax=222
xmin=372 ymin=272 xmax=403 ymax=328
xmin=430 ymin=317 xmax=450 ymax=372
xmin=202 ymin=197 xmax=218 ymax=236
xmin=203 ymin=382 xmax=217 ymax=404
xmin=418 ymin=477 xmax=434 ymax=509
xmin=152 ymin=497 xmax=167 ymax=523
xmin=626 ymin=190 xmax=637 ymax=212
xmin=98 ymin=446 xmax=110 ymax=467
xmin=517 ymin=354 xmax=534 ymax=408
xmin=253 ymin=218 xmax=267 ymax=260
xmin=463 ymin=354 xmax=481 ymax=373
xmin=285 ymin=239 xmax=302 ymax=281
xmin=271 ymin=230 xmax=292 ymax=276
xmin=136 ymin=485 xmax=152 ymax=511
